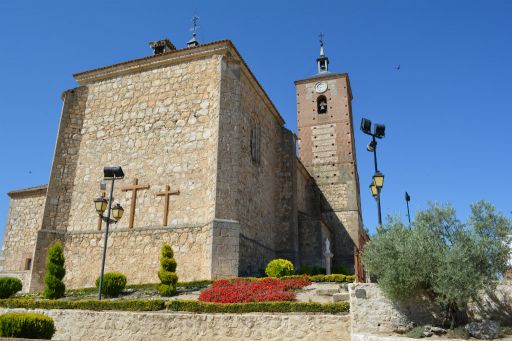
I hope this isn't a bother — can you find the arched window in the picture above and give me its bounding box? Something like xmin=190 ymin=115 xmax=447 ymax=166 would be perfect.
xmin=317 ymin=95 xmax=327 ymax=114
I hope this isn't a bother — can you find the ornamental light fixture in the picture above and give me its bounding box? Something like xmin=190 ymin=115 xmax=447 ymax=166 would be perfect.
xmin=360 ymin=117 xmax=386 ymax=226
xmin=94 ymin=197 xmax=108 ymax=214
xmin=95 ymin=165 xmax=125 ymax=300
xmin=373 ymin=171 xmax=385 ymax=189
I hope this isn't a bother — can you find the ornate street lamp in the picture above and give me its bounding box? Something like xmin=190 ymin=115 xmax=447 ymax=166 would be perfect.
xmin=94 ymin=166 xmax=124 ymax=300
xmin=373 ymin=171 xmax=385 ymax=189
xmin=111 ymin=203 xmax=125 ymax=221
xmin=94 ymin=197 xmax=108 ymax=214
xmin=361 ymin=118 xmax=386 ymax=226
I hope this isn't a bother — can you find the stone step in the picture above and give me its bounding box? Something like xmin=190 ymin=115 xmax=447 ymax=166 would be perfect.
xmin=332 ymin=293 xmax=349 ymax=302
xmin=315 ymin=288 xmax=340 ymax=296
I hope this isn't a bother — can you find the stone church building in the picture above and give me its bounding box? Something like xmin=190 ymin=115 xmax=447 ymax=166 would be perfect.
xmin=0 ymin=37 xmax=366 ymax=292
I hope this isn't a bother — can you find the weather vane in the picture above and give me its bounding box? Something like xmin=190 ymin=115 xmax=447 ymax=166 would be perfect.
xmin=319 ymin=32 xmax=325 ymax=46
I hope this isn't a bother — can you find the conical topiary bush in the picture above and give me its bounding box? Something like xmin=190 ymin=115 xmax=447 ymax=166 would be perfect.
xmin=158 ymin=244 xmax=178 ymax=296
xmin=43 ymin=241 xmax=66 ymax=299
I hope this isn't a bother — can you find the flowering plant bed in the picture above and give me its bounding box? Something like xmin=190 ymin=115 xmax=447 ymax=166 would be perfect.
xmin=198 ymin=277 xmax=311 ymax=303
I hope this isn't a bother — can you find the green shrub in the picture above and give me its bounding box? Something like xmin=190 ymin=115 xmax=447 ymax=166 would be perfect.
xmin=0 ymin=278 xmax=22 ymax=299
xmin=406 ymin=326 xmax=425 ymax=339
xmin=298 ymin=265 xmax=325 ymax=275
xmin=281 ymin=274 xmax=354 ymax=283
xmin=44 ymin=241 xmax=66 ymax=299
xmin=363 ymin=201 xmax=512 ymax=328
xmin=0 ymin=312 xmax=55 ymax=339
xmin=332 ymin=265 xmax=353 ymax=275
xmin=0 ymin=298 xmax=165 ymax=311
xmin=265 ymin=259 xmax=294 ymax=278
xmin=95 ymin=272 xmax=126 ymax=297
xmin=167 ymin=300 xmax=349 ymax=314
xmin=158 ymin=244 xmax=178 ymax=297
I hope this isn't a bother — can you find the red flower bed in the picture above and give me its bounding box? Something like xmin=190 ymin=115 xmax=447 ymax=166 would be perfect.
xmin=199 ymin=277 xmax=311 ymax=303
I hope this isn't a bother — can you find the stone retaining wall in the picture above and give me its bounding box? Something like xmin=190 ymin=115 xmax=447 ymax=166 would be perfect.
xmin=0 ymin=308 xmax=350 ymax=341
xmin=349 ymin=283 xmax=512 ymax=335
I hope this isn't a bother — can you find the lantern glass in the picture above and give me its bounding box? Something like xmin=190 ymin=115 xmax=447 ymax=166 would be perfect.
xmin=94 ymin=198 xmax=108 ymax=214
xmin=369 ymin=183 xmax=378 ymax=197
xmin=373 ymin=172 xmax=385 ymax=189
xmin=111 ymin=203 xmax=124 ymax=220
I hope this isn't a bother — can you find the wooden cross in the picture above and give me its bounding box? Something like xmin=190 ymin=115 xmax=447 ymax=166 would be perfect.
xmin=97 ymin=191 xmax=106 ymax=231
xmin=121 ymin=178 xmax=150 ymax=228
xmin=156 ymin=185 xmax=180 ymax=226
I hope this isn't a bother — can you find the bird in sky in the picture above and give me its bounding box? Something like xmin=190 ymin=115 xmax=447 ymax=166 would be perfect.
xmin=395 ymin=64 xmax=401 ymax=71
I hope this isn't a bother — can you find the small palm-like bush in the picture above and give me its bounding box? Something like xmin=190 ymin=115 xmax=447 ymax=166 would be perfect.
xmin=158 ymin=244 xmax=178 ymax=296
xmin=265 ymin=259 xmax=294 ymax=278
xmin=0 ymin=312 xmax=55 ymax=339
xmin=44 ymin=241 xmax=66 ymax=299
xmin=96 ymin=272 xmax=127 ymax=297
xmin=0 ymin=277 xmax=22 ymax=299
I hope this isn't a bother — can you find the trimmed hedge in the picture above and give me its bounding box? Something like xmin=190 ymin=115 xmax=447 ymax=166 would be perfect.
xmin=167 ymin=300 xmax=350 ymax=314
xmin=282 ymin=274 xmax=355 ymax=283
xmin=96 ymin=272 xmax=127 ymax=297
xmin=0 ymin=298 xmax=349 ymax=314
xmin=44 ymin=241 xmax=66 ymax=299
xmin=0 ymin=299 xmax=165 ymax=311
xmin=265 ymin=259 xmax=294 ymax=278
xmin=0 ymin=312 xmax=55 ymax=339
xmin=158 ymin=244 xmax=178 ymax=297
xmin=0 ymin=277 xmax=22 ymax=299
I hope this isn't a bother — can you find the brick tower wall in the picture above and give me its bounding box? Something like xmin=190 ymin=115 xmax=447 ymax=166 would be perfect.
xmin=296 ymin=74 xmax=362 ymax=269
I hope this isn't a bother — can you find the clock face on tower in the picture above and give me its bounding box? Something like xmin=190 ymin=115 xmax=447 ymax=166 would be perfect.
xmin=315 ymin=81 xmax=328 ymax=93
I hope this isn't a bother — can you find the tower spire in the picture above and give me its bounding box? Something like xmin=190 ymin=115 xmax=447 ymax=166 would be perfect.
xmin=317 ymin=32 xmax=329 ymax=73
xmin=187 ymin=15 xmax=200 ymax=47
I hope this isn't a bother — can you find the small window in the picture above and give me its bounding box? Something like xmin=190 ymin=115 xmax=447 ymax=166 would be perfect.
xmin=250 ymin=123 xmax=261 ymax=164
xmin=25 ymin=258 xmax=32 ymax=270
xmin=317 ymin=95 xmax=328 ymax=114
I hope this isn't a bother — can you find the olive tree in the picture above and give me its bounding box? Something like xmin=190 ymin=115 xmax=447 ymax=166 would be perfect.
xmin=363 ymin=201 xmax=512 ymax=328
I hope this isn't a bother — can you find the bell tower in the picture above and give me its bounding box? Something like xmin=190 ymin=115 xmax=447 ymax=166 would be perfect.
xmin=295 ymin=36 xmax=363 ymax=268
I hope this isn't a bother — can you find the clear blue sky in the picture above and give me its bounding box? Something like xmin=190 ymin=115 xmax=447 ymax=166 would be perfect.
xmin=0 ymin=0 xmax=511 ymax=244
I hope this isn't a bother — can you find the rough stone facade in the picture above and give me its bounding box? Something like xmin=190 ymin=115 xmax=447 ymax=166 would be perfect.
xmin=0 ymin=309 xmax=350 ymax=341
xmin=1 ymin=39 xmax=363 ymax=291
xmin=1 ymin=186 xmax=47 ymax=273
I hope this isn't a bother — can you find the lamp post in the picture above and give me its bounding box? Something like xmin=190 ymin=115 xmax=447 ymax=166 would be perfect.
xmin=405 ymin=192 xmax=411 ymax=224
xmin=94 ymin=166 xmax=125 ymax=300
xmin=361 ymin=118 xmax=386 ymax=226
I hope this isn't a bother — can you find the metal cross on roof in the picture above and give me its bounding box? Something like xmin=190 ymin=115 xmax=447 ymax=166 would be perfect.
xmin=187 ymin=15 xmax=200 ymax=47
xmin=191 ymin=15 xmax=200 ymax=36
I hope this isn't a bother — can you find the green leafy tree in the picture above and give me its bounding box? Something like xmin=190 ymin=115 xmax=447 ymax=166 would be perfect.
xmin=43 ymin=241 xmax=66 ymax=299
xmin=363 ymin=201 xmax=512 ymax=328
xmin=158 ymin=244 xmax=178 ymax=296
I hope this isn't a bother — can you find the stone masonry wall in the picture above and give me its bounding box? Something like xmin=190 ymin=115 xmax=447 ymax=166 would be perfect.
xmin=215 ymin=57 xmax=293 ymax=276
xmin=62 ymin=223 xmax=213 ymax=288
xmin=0 ymin=308 xmax=351 ymax=341
xmin=1 ymin=189 xmax=46 ymax=272
xmin=45 ymin=54 xmax=221 ymax=233
xmin=350 ymin=283 xmax=512 ymax=335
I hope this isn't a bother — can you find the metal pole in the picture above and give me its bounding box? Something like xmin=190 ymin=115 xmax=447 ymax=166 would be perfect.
xmin=373 ymin=135 xmax=383 ymax=225
xmin=376 ymin=190 xmax=382 ymax=226
xmin=98 ymin=177 xmax=115 ymax=300
xmin=372 ymin=136 xmax=378 ymax=173
xmin=406 ymin=200 xmax=411 ymax=225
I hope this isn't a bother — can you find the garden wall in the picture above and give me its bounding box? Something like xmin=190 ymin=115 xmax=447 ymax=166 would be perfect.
xmin=0 ymin=308 xmax=350 ymax=341
xmin=349 ymin=283 xmax=512 ymax=335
